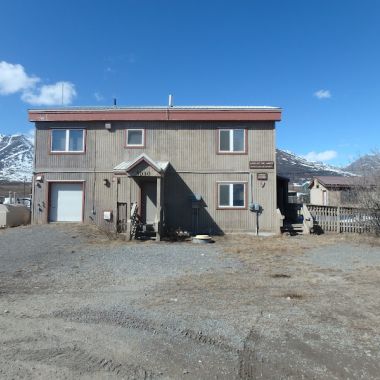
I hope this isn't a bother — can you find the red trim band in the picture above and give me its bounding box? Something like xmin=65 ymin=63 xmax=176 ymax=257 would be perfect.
xmin=29 ymin=109 xmax=281 ymax=122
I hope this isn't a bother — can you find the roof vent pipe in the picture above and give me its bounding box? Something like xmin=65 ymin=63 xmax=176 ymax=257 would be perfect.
xmin=168 ymin=94 xmax=173 ymax=107
xmin=113 ymin=98 xmax=117 ymax=107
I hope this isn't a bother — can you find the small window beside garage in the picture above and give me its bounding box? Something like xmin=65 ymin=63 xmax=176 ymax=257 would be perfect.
xmin=217 ymin=182 xmax=246 ymax=208
xmin=126 ymin=129 xmax=145 ymax=147
xmin=51 ymin=129 xmax=85 ymax=153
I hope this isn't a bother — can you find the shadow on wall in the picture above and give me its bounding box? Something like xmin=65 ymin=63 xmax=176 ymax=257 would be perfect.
xmin=164 ymin=165 xmax=223 ymax=235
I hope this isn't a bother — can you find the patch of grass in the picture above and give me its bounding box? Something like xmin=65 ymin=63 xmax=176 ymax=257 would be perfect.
xmin=215 ymin=233 xmax=379 ymax=268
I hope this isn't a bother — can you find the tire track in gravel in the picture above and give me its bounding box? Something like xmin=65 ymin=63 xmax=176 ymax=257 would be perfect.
xmin=238 ymin=329 xmax=263 ymax=379
xmin=237 ymin=321 xmax=299 ymax=380
xmin=52 ymin=307 xmax=234 ymax=354
xmin=3 ymin=345 xmax=158 ymax=379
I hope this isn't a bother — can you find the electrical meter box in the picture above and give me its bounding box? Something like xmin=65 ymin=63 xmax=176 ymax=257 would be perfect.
xmin=103 ymin=211 xmax=112 ymax=221
xmin=249 ymin=203 xmax=262 ymax=213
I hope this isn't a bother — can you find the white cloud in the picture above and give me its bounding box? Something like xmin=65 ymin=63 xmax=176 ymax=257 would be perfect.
xmin=22 ymin=81 xmax=77 ymax=106
xmin=0 ymin=61 xmax=77 ymax=105
xmin=0 ymin=61 xmax=39 ymax=95
xmin=303 ymin=150 xmax=338 ymax=162
xmin=314 ymin=89 xmax=331 ymax=99
xmin=94 ymin=92 xmax=104 ymax=101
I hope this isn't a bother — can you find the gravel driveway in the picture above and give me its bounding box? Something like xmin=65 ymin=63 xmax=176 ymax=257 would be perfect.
xmin=0 ymin=224 xmax=380 ymax=379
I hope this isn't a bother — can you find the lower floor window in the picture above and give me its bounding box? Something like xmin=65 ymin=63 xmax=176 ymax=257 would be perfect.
xmin=218 ymin=183 xmax=246 ymax=208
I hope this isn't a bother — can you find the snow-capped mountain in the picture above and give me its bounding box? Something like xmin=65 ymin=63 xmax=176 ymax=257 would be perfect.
xmin=344 ymin=152 xmax=380 ymax=175
xmin=276 ymin=149 xmax=354 ymax=184
xmin=0 ymin=134 xmax=34 ymax=182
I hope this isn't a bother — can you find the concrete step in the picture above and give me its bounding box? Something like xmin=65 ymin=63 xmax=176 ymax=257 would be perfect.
xmin=136 ymin=224 xmax=157 ymax=240
xmin=281 ymin=223 xmax=304 ymax=235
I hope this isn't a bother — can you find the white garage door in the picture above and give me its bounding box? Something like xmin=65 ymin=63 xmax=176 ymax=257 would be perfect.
xmin=49 ymin=183 xmax=83 ymax=222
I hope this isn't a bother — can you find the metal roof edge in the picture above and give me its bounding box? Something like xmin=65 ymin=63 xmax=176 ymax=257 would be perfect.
xmin=28 ymin=105 xmax=282 ymax=112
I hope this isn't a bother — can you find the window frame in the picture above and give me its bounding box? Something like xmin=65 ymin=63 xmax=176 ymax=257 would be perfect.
xmin=217 ymin=128 xmax=247 ymax=154
xmin=125 ymin=128 xmax=146 ymax=148
xmin=217 ymin=181 xmax=247 ymax=209
xmin=50 ymin=129 xmax=85 ymax=154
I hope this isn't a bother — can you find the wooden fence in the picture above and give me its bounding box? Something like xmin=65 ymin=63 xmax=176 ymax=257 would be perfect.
xmin=305 ymin=204 xmax=376 ymax=234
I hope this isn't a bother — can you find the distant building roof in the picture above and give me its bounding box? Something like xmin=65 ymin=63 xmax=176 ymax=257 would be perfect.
xmin=310 ymin=176 xmax=375 ymax=189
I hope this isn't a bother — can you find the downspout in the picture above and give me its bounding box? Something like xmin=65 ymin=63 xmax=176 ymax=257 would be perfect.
xmin=273 ymin=124 xmax=279 ymax=232
xmin=249 ymin=172 xmax=253 ymax=204
xmin=249 ymin=172 xmax=253 ymax=233
xmin=92 ymin=128 xmax=97 ymax=217
xmin=31 ymin=125 xmax=37 ymax=223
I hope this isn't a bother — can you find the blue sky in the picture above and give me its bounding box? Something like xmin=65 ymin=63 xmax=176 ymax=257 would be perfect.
xmin=1 ymin=0 xmax=379 ymax=166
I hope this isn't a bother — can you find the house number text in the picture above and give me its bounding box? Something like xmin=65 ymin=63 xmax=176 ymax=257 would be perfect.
xmin=131 ymin=170 xmax=151 ymax=176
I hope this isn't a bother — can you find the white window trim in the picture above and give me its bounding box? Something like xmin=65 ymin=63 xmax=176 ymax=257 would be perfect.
xmin=51 ymin=129 xmax=85 ymax=153
xmin=126 ymin=129 xmax=145 ymax=147
xmin=217 ymin=182 xmax=246 ymax=208
xmin=218 ymin=129 xmax=246 ymax=153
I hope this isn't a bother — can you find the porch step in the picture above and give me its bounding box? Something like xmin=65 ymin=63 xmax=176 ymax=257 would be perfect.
xmin=136 ymin=224 xmax=157 ymax=240
xmin=281 ymin=223 xmax=304 ymax=235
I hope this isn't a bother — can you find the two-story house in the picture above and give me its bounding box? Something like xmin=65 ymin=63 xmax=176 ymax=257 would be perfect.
xmin=29 ymin=106 xmax=282 ymax=238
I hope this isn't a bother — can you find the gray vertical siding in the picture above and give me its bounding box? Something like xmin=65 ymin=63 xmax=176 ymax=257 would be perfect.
xmin=32 ymin=121 xmax=278 ymax=233
xmin=35 ymin=121 xmax=275 ymax=171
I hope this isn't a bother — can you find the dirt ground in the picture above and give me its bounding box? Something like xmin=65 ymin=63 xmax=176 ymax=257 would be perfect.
xmin=0 ymin=225 xmax=380 ymax=379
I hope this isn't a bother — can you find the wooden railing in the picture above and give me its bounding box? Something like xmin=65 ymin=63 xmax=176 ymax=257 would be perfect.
xmin=275 ymin=208 xmax=285 ymax=234
xmin=302 ymin=204 xmax=314 ymax=234
xmin=306 ymin=204 xmax=375 ymax=234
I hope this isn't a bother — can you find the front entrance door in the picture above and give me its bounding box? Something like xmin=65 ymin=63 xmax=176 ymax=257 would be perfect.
xmin=323 ymin=190 xmax=328 ymax=206
xmin=141 ymin=180 xmax=157 ymax=224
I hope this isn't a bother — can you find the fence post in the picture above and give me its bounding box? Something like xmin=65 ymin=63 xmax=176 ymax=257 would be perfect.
xmin=337 ymin=206 xmax=341 ymax=233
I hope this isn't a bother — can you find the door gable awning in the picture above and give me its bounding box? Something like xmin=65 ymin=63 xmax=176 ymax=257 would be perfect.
xmin=114 ymin=153 xmax=169 ymax=177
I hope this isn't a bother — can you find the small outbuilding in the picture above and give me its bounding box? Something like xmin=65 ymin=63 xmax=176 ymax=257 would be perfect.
xmin=309 ymin=176 xmax=363 ymax=206
xmin=0 ymin=204 xmax=30 ymax=228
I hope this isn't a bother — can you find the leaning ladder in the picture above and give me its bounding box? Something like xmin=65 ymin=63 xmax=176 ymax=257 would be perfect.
xmin=130 ymin=203 xmax=139 ymax=240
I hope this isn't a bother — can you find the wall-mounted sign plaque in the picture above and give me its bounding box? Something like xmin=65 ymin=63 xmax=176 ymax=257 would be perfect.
xmin=129 ymin=170 xmax=152 ymax=177
xmin=257 ymin=173 xmax=268 ymax=180
xmin=249 ymin=161 xmax=274 ymax=169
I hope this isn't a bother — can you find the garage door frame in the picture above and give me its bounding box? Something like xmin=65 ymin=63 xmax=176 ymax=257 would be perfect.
xmin=47 ymin=180 xmax=86 ymax=223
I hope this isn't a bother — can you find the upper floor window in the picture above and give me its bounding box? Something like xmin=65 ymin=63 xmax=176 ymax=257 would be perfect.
xmin=218 ymin=129 xmax=246 ymax=153
xmin=217 ymin=182 xmax=246 ymax=208
xmin=126 ymin=129 xmax=145 ymax=148
xmin=51 ymin=129 xmax=85 ymax=153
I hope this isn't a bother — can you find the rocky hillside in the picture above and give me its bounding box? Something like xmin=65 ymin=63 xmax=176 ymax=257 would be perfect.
xmin=276 ymin=149 xmax=354 ymax=184
xmin=344 ymin=152 xmax=380 ymax=175
xmin=0 ymin=134 xmax=33 ymax=182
